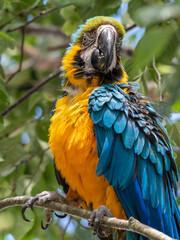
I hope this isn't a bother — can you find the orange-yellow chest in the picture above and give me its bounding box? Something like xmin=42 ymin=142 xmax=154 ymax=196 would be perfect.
xmin=49 ymin=88 xmax=106 ymax=205
xmin=49 ymin=87 xmax=126 ymax=219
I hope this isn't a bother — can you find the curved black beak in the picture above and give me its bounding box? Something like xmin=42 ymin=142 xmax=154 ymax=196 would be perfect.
xmin=91 ymin=27 xmax=115 ymax=72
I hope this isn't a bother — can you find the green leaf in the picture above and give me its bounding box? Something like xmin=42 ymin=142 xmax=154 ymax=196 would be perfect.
xmin=171 ymin=121 xmax=180 ymax=147
xmin=35 ymin=117 xmax=50 ymax=142
xmin=0 ymin=65 xmax=5 ymax=79
xmin=0 ymin=153 xmax=4 ymax=163
xmin=28 ymin=92 xmax=42 ymax=112
xmin=128 ymin=0 xmax=147 ymax=26
xmin=0 ymin=33 xmax=14 ymax=54
xmin=134 ymin=3 xmax=180 ymax=27
xmin=173 ymin=100 xmax=180 ymax=112
xmin=4 ymin=207 xmax=35 ymax=240
xmin=62 ymin=20 xmax=76 ymax=36
xmin=76 ymin=226 xmax=99 ymax=240
xmin=0 ymin=78 xmax=9 ymax=102
xmin=0 ymin=115 xmax=4 ymax=131
xmin=60 ymin=5 xmax=76 ymax=20
xmin=0 ymin=32 xmax=14 ymax=42
xmin=141 ymin=75 xmax=148 ymax=96
xmin=0 ymin=212 xmax=15 ymax=231
xmin=0 ymin=137 xmax=26 ymax=177
xmin=0 ymin=177 xmax=11 ymax=198
xmin=134 ymin=26 xmax=174 ymax=70
xmin=0 ymin=78 xmax=9 ymax=112
xmin=32 ymin=163 xmax=57 ymax=195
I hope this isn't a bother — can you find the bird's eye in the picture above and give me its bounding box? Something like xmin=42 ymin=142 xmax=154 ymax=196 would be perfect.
xmin=82 ymin=31 xmax=96 ymax=49
xmin=83 ymin=36 xmax=87 ymax=43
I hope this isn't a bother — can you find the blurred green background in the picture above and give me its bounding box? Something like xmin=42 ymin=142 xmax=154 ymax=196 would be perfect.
xmin=0 ymin=0 xmax=180 ymax=239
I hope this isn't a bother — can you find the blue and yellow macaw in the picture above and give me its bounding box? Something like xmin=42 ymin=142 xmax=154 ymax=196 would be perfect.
xmin=49 ymin=16 xmax=180 ymax=239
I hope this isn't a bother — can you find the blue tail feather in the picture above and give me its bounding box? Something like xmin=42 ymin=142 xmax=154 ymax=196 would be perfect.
xmin=116 ymin=177 xmax=180 ymax=240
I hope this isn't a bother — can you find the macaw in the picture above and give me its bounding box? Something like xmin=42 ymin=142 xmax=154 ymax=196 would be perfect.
xmin=48 ymin=16 xmax=180 ymax=239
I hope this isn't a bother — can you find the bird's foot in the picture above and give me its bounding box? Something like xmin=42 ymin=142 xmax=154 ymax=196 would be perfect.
xmin=88 ymin=205 xmax=113 ymax=239
xmin=22 ymin=191 xmax=67 ymax=230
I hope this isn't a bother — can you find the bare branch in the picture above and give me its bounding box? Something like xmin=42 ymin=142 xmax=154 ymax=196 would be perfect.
xmin=61 ymin=216 xmax=72 ymax=240
xmin=15 ymin=147 xmax=50 ymax=169
xmin=0 ymin=195 xmax=173 ymax=240
xmin=25 ymin=23 xmax=70 ymax=40
xmin=0 ymin=3 xmax=54 ymax=30
xmin=0 ymin=17 xmax=16 ymax=30
xmin=2 ymin=69 xmax=61 ymax=118
xmin=6 ymin=3 xmax=71 ymax=33
xmin=120 ymin=46 xmax=134 ymax=58
xmin=47 ymin=43 xmax=69 ymax=51
xmin=7 ymin=7 xmax=58 ymax=33
xmin=124 ymin=23 xmax=137 ymax=32
xmin=5 ymin=27 xmax=26 ymax=84
xmin=0 ymin=102 xmax=55 ymax=140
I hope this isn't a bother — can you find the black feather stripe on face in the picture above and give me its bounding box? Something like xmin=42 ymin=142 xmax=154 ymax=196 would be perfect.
xmin=72 ymin=49 xmax=123 ymax=86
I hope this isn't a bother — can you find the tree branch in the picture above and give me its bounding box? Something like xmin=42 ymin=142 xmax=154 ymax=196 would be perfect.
xmin=120 ymin=46 xmax=134 ymax=58
xmin=25 ymin=23 xmax=70 ymax=40
xmin=124 ymin=23 xmax=137 ymax=32
xmin=0 ymin=3 xmax=54 ymax=30
xmin=0 ymin=195 xmax=173 ymax=240
xmin=7 ymin=7 xmax=58 ymax=33
xmin=47 ymin=43 xmax=69 ymax=51
xmin=2 ymin=69 xmax=61 ymax=118
xmin=6 ymin=4 xmax=72 ymax=33
xmin=5 ymin=26 xmax=26 ymax=84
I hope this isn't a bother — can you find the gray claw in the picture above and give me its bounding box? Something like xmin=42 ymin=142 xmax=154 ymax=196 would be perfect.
xmin=88 ymin=205 xmax=113 ymax=238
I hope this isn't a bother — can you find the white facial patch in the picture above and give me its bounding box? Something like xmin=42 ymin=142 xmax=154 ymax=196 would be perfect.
xmin=80 ymin=25 xmax=117 ymax=72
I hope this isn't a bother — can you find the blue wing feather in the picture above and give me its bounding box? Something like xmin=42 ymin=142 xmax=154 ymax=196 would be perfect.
xmin=134 ymin=130 xmax=145 ymax=155
xmin=141 ymin=137 xmax=150 ymax=159
xmin=89 ymin=83 xmax=180 ymax=239
xmin=122 ymin=119 xmax=135 ymax=149
xmin=103 ymin=108 xmax=118 ymax=128
xmin=113 ymin=112 xmax=127 ymax=134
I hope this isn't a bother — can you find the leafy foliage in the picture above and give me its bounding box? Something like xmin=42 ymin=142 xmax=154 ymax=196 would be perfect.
xmin=0 ymin=0 xmax=180 ymax=239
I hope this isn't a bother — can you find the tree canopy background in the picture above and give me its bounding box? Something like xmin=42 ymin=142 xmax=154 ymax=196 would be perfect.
xmin=0 ymin=0 xmax=180 ymax=239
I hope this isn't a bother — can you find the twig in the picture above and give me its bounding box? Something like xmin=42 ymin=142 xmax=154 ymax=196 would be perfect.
xmin=47 ymin=43 xmax=69 ymax=51
xmin=0 ymin=195 xmax=173 ymax=240
xmin=124 ymin=23 xmax=137 ymax=32
xmin=0 ymin=102 xmax=55 ymax=140
xmin=7 ymin=7 xmax=58 ymax=32
xmin=76 ymin=218 xmax=89 ymax=230
xmin=120 ymin=46 xmax=134 ymax=58
xmin=153 ymin=57 xmax=162 ymax=101
xmin=2 ymin=69 xmax=61 ymax=118
xmin=0 ymin=3 xmax=54 ymax=30
xmin=5 ymin=27 xmax=26 ymax=84
xmin=61 ymin=216 xmax=72 ymax=240
xmin=25 ymin=23 xmax=70 ymax=40
xmin=15 ymin=147 xmax=50 ymax=169
xmin=0 ymin=17 xmax=16 ymax=30
xmin=6 ymin=3 xmax=72 ymax=33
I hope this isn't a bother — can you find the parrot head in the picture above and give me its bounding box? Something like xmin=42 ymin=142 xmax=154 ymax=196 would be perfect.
xmin=61 ymin=16 xmax=128 ymax=89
